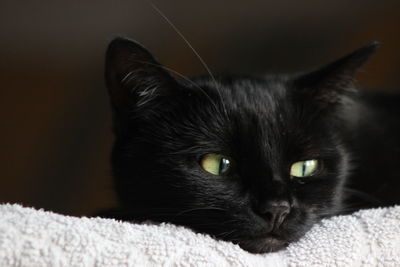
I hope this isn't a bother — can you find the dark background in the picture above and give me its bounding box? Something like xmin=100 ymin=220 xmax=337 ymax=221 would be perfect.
xmin=1 ymin=1 xmax=399 ymax=216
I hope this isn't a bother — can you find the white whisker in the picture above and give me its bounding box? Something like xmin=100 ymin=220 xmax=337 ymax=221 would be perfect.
xmin=149 ymin=2 xmax=228 ymax=117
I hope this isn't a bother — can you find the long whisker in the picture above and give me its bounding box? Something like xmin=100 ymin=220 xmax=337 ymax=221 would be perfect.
xmin=216 ymin=229 xmax=238 ymax=238
xmin=149 ymin=3 xmax=215 ymax=84
xmin=175 ymin=207 xmax=226 ymax=216
xmin=149 ymin=2 xmax=228 ymax=117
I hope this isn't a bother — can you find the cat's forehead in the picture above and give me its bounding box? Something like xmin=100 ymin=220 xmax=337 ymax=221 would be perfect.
xmin=195 ymin=75 xmax=288 ymax=93
xmin=185 ymin=75 xmax=324 ymax=148
xmin=186 ymin=75 xmax=296 ymax=141
xmin=193 ymin=75 xmax=290 ymax=112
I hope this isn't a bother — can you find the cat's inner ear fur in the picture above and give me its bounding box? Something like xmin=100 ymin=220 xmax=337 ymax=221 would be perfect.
xmin=292 ymin=42 xmax=380 ymax=106
xmin=105 ymin=37 xmax=177 ymax=115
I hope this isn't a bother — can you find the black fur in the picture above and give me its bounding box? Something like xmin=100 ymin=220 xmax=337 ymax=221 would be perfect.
xmin=103 ymin=38 xmax=399 ymax=253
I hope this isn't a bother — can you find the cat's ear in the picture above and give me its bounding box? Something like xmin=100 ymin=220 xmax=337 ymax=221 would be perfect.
xmin=105 ymin=37 xmax=177 ymax=115
xmin=293 ymin=42 xmax=380 ymax=106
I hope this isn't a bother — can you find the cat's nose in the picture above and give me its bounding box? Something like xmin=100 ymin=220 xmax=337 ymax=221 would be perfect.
xmin=258 ymin=200 xmax=291 ymax=231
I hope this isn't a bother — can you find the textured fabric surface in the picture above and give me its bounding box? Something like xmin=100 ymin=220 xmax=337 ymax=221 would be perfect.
xmin=0 ymin=204 xmax=399 ymax=267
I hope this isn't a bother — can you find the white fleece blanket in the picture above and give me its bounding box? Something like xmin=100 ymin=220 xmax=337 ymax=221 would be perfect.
xmin=0 ymin=204 xmax=399 ymax=267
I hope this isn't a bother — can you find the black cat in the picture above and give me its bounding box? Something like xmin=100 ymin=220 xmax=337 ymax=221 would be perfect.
xmin=103 ymin=37 xmax=400 ymax=253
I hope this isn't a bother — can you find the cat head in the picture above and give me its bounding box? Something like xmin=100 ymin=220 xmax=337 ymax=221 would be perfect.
xmin=105 ymin=38 xmax=378 ymax=253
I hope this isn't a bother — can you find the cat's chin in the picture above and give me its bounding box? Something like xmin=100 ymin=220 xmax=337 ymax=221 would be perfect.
xmin=237 ymin=236 xmax=288 ymax=254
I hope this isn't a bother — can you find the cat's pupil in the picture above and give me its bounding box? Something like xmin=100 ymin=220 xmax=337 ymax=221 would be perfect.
xmin=219 ymin=158 xmax=230 ymax=175
xmin=302 ymin=163 xmax=306 ymax=176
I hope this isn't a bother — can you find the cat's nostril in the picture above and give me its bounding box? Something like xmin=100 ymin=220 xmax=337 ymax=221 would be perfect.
xmin=277 ymin=209 xmax=290 ymax=225
xmin=262 ymin=212 xmax=273 ymax=222
xmin=258 ymin=200 xmax=291 ymax=230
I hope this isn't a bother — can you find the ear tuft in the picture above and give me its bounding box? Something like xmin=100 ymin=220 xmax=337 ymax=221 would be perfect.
xmin=105 ymin=37 xmax=176 ymax=114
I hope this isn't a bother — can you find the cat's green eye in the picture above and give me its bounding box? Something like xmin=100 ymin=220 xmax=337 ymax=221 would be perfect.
xmin=200 ymin=154 xmax=231 ymax=176
xmin=290 ymin=160 xmax=319 ymax=178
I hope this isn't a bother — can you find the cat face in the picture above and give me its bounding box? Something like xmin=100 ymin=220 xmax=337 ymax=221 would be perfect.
xmin=105 ymin=38 xmax=378 ymax=253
